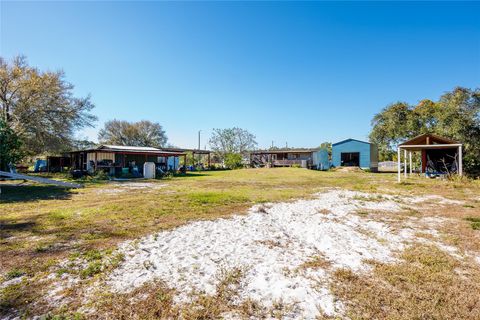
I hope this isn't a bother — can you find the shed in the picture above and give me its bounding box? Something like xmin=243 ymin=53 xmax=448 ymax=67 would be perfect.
xmin=332 ymin=139 xmax=378 ymax=171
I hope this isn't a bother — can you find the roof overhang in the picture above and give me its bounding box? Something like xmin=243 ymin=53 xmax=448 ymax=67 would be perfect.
xmin=161 ymin=148 xmax=211 ymax=154
xmin=399 ymin=133 xmax=459 ymax=146
xmin=398 ymin=143 xmax=462 ymax=151
xmin=250 ymin=149 xmax=318 ymax=155
xmin=70 ymin=149 xmax=186 ymax=156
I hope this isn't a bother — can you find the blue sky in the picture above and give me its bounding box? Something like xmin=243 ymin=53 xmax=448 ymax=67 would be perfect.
xmin=1 ymin=1 xmax=479 ymax=149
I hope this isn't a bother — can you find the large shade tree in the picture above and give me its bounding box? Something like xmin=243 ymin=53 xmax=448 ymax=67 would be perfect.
xmin=0 ymin=56 xmax=97 ymax=155
xmin=98 ymin=119 xmax=168 ymax=148
xmin=370 ymin=87 xmax=480 ymax=175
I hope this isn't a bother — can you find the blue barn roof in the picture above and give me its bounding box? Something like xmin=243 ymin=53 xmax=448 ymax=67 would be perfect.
xmin=332 ymin=138 xmax=371 ymax=146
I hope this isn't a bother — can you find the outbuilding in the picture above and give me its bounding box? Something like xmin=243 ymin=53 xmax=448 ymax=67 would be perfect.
xmin=70 ymin=145 xmax=186 ymax=176
xmin=249 ymin=148 xmax=329 ymax=170
xmin=332 ymin=138 xmax=378 ymax=171
xmin=397 ymin=133 xmax=462 ymax=182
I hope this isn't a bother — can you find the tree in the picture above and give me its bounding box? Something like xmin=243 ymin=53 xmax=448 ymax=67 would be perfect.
xmin=318 ymin=142 xmax=332 ymax=158
xmin=0 ymin=119 xmax=23 ymax=171
xmin=369 ymin=102 xmax=414 ymax=161
xmin=98 ymin=119 xmax=168 ymax=147
xmin=71 ymin=138 xmax=97 ymax=151
xmin=369 ymin=87 xmax=480 ymax=174
xmin=0 ymin=56 xmax=96 ymax=155
xmin=209 ymin=127 xmax=257 ymax=160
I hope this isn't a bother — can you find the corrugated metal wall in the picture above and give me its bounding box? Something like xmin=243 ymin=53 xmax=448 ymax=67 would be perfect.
xmin=86 ymin=152 xmax=115 ymax=162
xmin=312 ymin=149 xmax=330 ymax=170
xmin=86 ymin=152 xmax=115 ymax=170
xmin=370 ymin=143 xmax=379 ymax=170
xmin=332 ymin=140 xmax=371 ymax=169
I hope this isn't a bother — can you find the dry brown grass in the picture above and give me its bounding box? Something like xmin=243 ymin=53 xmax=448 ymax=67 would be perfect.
xmin=88 ymin=280 xmax=177 ymax=320
xmin=331 ymin=244 xmax=480 ymax=320
xmin=1 ymin=169 xmax=480 ymax=318
xmin=300 ymin=254 xmax=333 ymax=270
xmin=89 ymin=267 xmax=281 ymax=320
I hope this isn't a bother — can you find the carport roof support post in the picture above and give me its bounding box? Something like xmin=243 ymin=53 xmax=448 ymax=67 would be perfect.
xmin=409 ymin=151 xmax=412 ymax=175
xmin=459 ymin=145 xmax=463 ymax=176
xmin=397 ymin=147 xmax=401 ymax=183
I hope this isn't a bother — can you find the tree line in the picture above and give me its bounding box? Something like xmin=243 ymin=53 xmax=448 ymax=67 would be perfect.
xmin=1 ymin=56 xmax=478 ymax=174
xmin=0 ymin=56 xmax=257 ymax=170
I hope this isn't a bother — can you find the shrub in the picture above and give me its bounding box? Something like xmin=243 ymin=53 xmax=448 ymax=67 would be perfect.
xmin=92 ymin=170 xmax=109 ymax=181
xmin=224 ymin=153 xmax=243 ymax=169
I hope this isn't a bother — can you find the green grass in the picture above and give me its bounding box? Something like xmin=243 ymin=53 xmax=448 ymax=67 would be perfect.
xmin=1 ymin=168 xmax=480 ymax=317
xmin=1 ymin=168 xmax=479 ymax=275
xmin=465 ymin=217 xmax=480 ymax=230
xmin=4 ymin=268 xmax=26 ymax=280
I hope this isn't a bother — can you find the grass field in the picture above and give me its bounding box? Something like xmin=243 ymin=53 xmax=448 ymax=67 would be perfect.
xmin=1 ymin=168 xmax=480 ymax=319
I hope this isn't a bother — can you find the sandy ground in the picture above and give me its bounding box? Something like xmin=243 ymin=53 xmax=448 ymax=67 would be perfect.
xmin=101 ymin=189 xmax=461 ymax=318
xmin=94 ymin=182 xmax=167 ymax=194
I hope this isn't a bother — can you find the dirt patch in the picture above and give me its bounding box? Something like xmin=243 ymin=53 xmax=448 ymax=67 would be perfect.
xmin=95 ymin=182 xmax=167 ymax=195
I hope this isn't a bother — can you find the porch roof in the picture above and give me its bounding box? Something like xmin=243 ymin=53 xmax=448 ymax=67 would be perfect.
xmin=398 ymin=134 xmax=461 ymax=151
xmin=250 ymin=148 xmax=319 ymax=155
xmin=71 ymin=145 xmax=186 ymax=156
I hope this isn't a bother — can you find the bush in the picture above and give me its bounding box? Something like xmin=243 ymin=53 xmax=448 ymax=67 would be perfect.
xmin=92 ymin=170 xmax=109 ymax=181
xmin=224 ymin=153 xmax=243 ymax=169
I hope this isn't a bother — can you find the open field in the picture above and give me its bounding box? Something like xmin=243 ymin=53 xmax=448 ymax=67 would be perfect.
xmin=1 ymin=168 xmax=480 ymax=319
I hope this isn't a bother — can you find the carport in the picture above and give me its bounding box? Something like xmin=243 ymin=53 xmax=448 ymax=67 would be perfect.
xmin=397 ymin=134 xmax=462 ymax=182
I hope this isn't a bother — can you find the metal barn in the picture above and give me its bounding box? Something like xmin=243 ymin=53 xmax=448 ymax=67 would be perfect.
xmin=332 ymin=139 xmax=378 ymax=171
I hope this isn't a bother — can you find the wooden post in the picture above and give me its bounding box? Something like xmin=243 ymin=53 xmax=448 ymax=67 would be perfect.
xmin=409 ymin=151 xmax=412 ymax=175
xmin=208 ymin=153 xmax=211 ymax=167
xmin=94 ymin=152 xmax=98 ymax=172
xmin=459 ymin=145 xmax=463 ymax=176
xmin=397 ymin=147 xmax=401 ymax=183
xmin=421 ymin=150 xmax=427 ymax=174
xmin=404 ymin=149 xmax=407 ymax=178
xmin=122 ymin=153 xmax=126 ymax=168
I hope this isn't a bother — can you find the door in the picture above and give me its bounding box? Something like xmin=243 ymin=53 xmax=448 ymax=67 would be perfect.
xmin=341 ymin=152 xmax=360 ymax=167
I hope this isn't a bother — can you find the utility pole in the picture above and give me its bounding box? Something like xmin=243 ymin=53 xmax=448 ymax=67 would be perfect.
xmin=198 ymin=130 xmax=202 ymax=166
xmin=198 ymin=130 xmax=201 ymax=150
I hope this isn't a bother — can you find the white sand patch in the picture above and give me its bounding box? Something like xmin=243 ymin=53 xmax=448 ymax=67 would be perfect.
xmin=96 ymin=182 xmax=167 ymax=195
xmin=105 ymin=189 xmax=456 ymax=318
xmin=0 ymin=276 xmax=25 ymax=290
